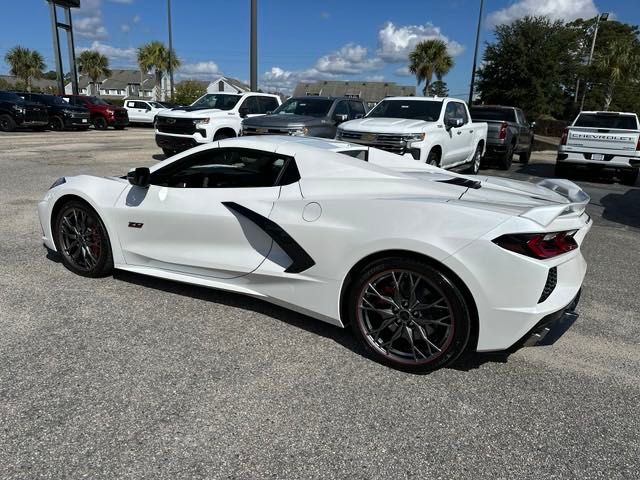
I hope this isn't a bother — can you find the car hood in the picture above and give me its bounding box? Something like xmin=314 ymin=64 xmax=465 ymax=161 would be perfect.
xmin=340 ymin=117 xmax=432 ymax=133
xmin=158 ymin=108 xmax=231 ymax=118
xmin=243 ymin=114 xmax=328 ymax=128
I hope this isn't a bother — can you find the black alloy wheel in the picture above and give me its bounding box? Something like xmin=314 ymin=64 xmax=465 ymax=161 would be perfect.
xmin=50 ymin=116 xmax=65 ymax=131
xmin=467 ymin=144 xmax=482 ymax=174
xmin=93 ymin=116 xmax=108 ymax=130
xmin=498 ymin=143 xmax=514 ymax=170
xmin=0 ymin=114 xmax=16 ymax=132
xmin=54 ymin=200 xmax=113 ymax=277
xmin=347 ymin=257 xmax=471 ymax=373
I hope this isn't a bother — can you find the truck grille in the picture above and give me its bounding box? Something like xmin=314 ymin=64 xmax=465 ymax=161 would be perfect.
xmin=339 ymin=130 xmax=407 ymax=154
xmin=538 ymin=267 xmax=557 ymax=303
xmin=114 ymin=109 xmax=128 ymax=119
xmin=156 ymin=116 xmax=197 ymax=135
xmin=243 ymin=126 xmax=291 ymax=136
xmin=25 ymin=107 xmax=48 ymax=123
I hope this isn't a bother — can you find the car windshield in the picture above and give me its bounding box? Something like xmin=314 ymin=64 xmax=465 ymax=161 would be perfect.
xmin=272 ymin=98 xmax=333 ymax=117
xmin=87 ymin=96 xmax=111 ymax=106
xmin=36 ymin=95 xmax=67 ymax=106
xmin=367 ymin=100 xmax=442 ymax=121
xmin=0 ymin=91 xmax=23 ymax=102
xmin=574 ymin=113 xmax=639 ymax=130
xmin=470 ymin=108 xmax=515 ymax=122
xmin=190 ymin=94 xmax=241 ymax=110
xmin=148 ymin=101 xmax=164 ymax=108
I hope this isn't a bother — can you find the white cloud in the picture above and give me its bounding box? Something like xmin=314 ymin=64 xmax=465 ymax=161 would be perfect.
xmin=377 ymin=21 xmax=465 ymax=62
xmin=120 ymin=24 xmax=131 ymax=33
xmin=394 ymin=66 xmax=412 ymax=77
xmin=487 ymin=0 xmax=598 ymax=26
xmin=73 ymin=0 xmax=108 ymax=40
xmin=77 ymin=41 xmax=137 ymax=63
xmin=179 ymin=61 xmax=221 ymax=79
xmin=314 ymin=43 xmax=382 ymax=74
xmin=132 ymin=15 xmax=141 ymax=23
xmin=365 ymin=74 xmax=385 ymax=82
xmin=260 ymin=66 xmax=337 ymax=93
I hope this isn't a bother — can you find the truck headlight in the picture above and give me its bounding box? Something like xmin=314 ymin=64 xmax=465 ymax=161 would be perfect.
xmin=12 ymin=105 xmax=25 ymax=114
xmin=402 ymin=133 xmax=426 ymax=142
xmin=193 ymin=118 xmax=210 ymax=126
xmin=289 ymin=126 xmax=309 ymax=136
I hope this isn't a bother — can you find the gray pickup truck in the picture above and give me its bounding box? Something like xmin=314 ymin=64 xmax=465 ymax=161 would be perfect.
xmin=242 ymin=96 xmax=367 ymax=138
xmin=470 ymin=105 xmax=534 ymax=169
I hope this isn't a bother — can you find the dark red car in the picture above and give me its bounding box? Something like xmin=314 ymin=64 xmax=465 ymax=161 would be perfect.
xmin=60 ymin=95 xmax=129 ymax=130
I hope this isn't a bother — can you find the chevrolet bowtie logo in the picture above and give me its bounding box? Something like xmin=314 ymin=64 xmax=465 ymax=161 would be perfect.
xmin=166 ymin=118 xmax=176 ymax=124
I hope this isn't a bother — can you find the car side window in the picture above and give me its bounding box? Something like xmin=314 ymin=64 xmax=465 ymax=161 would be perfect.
xmin=444 ymin=102 xmax=457 ymax=122
xmin=151 ymin=148 xmax=291 ymax=189
xmin=137 ymin=101 xmax=149 ymax=109
xmin=126 ymin=101 xmax=135 ymax=108
xmin=455 ymin=103 xmax=469 ymax=124
xmin=240 ymin=96 xmax=261 ymax=114
xmin=333 ymin=101 xmax=348 ymax=119
xmin=258 ymin=96 xmax=279 ymax=114
xmin=518 ymin=109 xmax=528 ymax=125
xmin=349 ymin=101 xmax=365 ymax=119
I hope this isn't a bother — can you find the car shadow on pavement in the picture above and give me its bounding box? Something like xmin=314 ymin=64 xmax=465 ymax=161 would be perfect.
xmin=450 ymin=351 xmax=512 ymax=371
xmin=600 ymin=188 xmax=640 ymax=229
xmin=152 ymin=154 xmax=167 ymax=161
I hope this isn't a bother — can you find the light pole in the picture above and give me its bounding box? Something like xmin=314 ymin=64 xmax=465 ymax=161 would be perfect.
xmin=167 ymin=0 xmax=174 ymax=101
xmin=580 ymin=12 xmax=609 ymax=111
xmin=468 ymin=0 xmax=484 ymax=105
xmin=250 ymin=0 xmax=257 ymax=91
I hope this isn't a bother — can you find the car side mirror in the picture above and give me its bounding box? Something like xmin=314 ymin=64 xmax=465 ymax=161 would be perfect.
xmin=445 ymin=117 xmax=464 ymax=129
xmin=239 ymin=107 xmax=249 ymax=118
xmin=334 ymin=113 xmax=348 ymax=124
xmin=127 ymin=167 xmax=151 ymax=188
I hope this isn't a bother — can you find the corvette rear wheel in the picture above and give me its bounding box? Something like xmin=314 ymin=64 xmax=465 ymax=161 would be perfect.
xmin=54 ymin=200 xmax=113 ymax=277
xmin=348 ymin=258 xmax=471 ymax=373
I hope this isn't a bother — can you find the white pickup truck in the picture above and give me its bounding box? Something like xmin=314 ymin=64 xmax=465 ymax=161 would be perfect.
xmin=557 ymin=110 xmax=640 ymax=185
xmin=155 ymin=92 xmax=281 ymax=156
xmin=335 ymin=96 xmax=488 ymax=173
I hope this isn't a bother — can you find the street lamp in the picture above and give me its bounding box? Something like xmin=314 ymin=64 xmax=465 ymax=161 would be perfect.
xmin=468 ymin=0 xmax=484 ymax=105
xmin=580 ymin=12 xmax=609 ymax=111
xmin=167 ymin=0 xmax=174 ymax=101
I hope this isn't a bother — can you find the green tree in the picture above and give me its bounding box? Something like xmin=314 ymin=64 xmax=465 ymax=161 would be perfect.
xmin=137 ymin=41 xmax=180 ymax=101
xmin=476 ymin=16 xmax=581 ymax=120
xmin=173 ymin=80 xmax=206 ymax=105
xmin=595 ymin=40 xmax=640 ymax=110
xmin=77 ymin=50 xmax=111 ymax=95
xmin=408 ymin=39 xmax=454 ymax=96
xmin=427 ymin=80 xmax=449 ymax=97
xmin=43 ymin=70 xmax=58 ymax=80
xmin=4 ymin=46 xmax=46 ymax=92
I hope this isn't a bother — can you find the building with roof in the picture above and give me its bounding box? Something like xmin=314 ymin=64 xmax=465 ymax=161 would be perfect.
xmin=293 ymin=80 xmax=416 ymax=109
xmin=64 ymin=69 xmax=172 ymax=100
xmin=205 ymin=76 xmax=251 ymax=94
xmin=0 ymin=75 xmax=58 ymax=92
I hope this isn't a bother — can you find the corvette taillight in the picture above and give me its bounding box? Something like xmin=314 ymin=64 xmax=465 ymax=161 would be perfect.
xmin=560 ymin=128 xmax=569 ymax=145
xmin=493 ymin=231 xmax=578 ymax=259
xmin=498 ymin=122 xmax=508 ymax=140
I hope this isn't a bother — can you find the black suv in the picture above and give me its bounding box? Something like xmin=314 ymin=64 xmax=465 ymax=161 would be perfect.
xmin=242 ymin=96 xmax=367 ymax=138
xmin=18 ymin=92 xmax=91 ymax=131
xmin=0 ymin=91 xmax=49 ymax=132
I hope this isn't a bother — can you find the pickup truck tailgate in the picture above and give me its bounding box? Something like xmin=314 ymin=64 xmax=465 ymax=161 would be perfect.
xmin=566 ymin=127 xmax=640 ymax=152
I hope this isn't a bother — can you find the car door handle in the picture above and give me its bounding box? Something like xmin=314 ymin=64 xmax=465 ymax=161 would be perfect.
xmin=469 ymin=130 xmax=474 ymax=133
xmin=457 ymin=131 xmax=462 ymax=135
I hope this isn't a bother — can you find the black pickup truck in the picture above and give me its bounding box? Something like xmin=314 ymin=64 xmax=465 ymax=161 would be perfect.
xmin=470 ymin=105 xmax=535 ymax=169
xmin=0 ymin=91 xmax=49 ymax=132
xmin=18 ymin=92 xmax=91 ymax=130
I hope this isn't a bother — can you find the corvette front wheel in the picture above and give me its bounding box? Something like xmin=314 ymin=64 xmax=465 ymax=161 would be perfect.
xmin=347 ymin=258 xmax=471 ymax=373
xmin=54 ymin=200 xmax=114 ymax=278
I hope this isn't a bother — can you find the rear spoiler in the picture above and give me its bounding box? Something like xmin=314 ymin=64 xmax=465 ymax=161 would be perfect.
xmin=520 ymin=179 xmax=590 ymax=226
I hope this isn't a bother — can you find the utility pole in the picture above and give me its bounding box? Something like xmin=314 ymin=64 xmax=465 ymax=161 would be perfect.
xmin=250 ymin=0 xmax=257 ymax=91
xmin=468 ymin=0 xmax=484 ymax=105
xmin=167 ymin=0 xmax=174 ymax=101
xmin=580 ymin=12 xmax=609 ymax=111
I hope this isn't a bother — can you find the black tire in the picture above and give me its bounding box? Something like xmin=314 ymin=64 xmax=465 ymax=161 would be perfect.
xmin=426 ymin=148 xmax=440 ymax=167
xmin=520 ymin=138 xmax=533 ymax=164
xmin=50 ymin=115 xmax=65 ymax=131
xmin=213 ymin=130 xmax=235 ymax=140
xmin=555 ymin=162 xmax=570 ymax=178
xmin=93 ymin=116 xmax=108 ymax=130
xmin=498 ymin=143 xmax=514 ymax=170
xmin=466 ymin=144 xmax=482 ymax=174
xmin=162 ymin=148 xmax=176 ymax=157
xmin=620 ymin=169 xmax=638 ymax=186
xmin=0 ymin=114 xmax=16 ymax=132
xmin=346 ymin=257 xmax=471 ymax=373
xmin=53 ymin=200 xmax=113 ymax=278
xmin=114 ymin=126 xmax=126 ymax=130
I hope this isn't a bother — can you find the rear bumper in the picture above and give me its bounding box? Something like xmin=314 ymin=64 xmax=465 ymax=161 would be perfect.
xmin=156 ymin=133 xmax=199 ymax=152
xmin=64 ymin=116 xmax=91 ymax=128
xmin=519 ymin=290 xmax=581 ymax=347
xmin=557 ymin=149 xmax=640 ymax=170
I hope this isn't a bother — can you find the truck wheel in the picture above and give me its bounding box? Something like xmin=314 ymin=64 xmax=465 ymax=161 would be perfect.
xmin=50 ymin=116 xmax=65 ymax=131
xmin=0 ymin=114 xmax=16 ymax=132
xmin=426 ymin=149 xmax=440 ymax=167
xmin=620 ymin=169 xmax=638 ymax=186
xmin=466 ymin=144 xmax=482 ymax=174
xmin=520 ymin=140 xmax=533 ymax=164
xmin=498 ymin=143 xmax=514 ymax=170
xmin=214 ymin=130 xmax=234 ymax=140
xmin=93 ymin=116 xmax=108 ymax=130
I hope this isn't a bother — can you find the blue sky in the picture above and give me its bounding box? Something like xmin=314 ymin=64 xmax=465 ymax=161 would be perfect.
xmin=1 ymin=0 xmax=639 ymax=98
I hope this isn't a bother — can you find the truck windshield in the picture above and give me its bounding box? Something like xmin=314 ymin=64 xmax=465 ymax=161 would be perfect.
xmin=574 ymin=113 xmax=638 ymax=130
xmin=87 ymin=96 xmax=111 ymax=106
xmin=470 ymin=108 xmax=515 ymax=122
xmin=0 ymin=91 xmax=23 ymax=102
xmin=35 ymin=95 xmax=67 ymax=106
xmin=367 ymin=100 xmax=442 ymax=121
xmin=272 ymin=98 xmax=333 ymax=117
xmin=190 ymin=94 xmax=241 ymax=110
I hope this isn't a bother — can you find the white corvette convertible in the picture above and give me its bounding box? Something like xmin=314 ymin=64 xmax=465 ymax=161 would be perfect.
xmin=38 ymin=136 xmax=591 ymax=372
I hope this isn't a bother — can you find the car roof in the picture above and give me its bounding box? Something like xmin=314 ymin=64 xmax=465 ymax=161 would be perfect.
xmin=382 ymin=96 xmax=447 ymax=103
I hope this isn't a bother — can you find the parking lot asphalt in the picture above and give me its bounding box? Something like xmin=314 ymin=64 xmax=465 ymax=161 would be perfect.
xmin=0 ymin=128 xmax=638 ymax=479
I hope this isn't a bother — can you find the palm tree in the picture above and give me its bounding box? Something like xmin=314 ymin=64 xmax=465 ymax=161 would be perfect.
xmin=137 ymin=41 xmax=180 ymax=101
xmin=77 ymin=50 xmax=111 ymax=95
xmin=595 ymin=40 xmax=640 ymax=110
xmin=4 ymin=46 xmax=46 ymax=92
xmin=408 ymin=39 xmax=454 ymax=96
